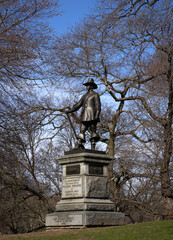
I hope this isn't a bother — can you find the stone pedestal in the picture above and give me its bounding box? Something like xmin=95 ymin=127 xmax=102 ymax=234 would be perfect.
xmin=46 ymin=149 xmax=125 ymax=228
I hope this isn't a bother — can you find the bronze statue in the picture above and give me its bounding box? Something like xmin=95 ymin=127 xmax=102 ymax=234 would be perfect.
xmin=66 ymin=78 xmax=101 ymax=150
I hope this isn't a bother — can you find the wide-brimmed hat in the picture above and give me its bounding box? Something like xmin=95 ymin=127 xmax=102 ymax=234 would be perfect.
xmin=83 ymin=78 xmax=97 ymax=89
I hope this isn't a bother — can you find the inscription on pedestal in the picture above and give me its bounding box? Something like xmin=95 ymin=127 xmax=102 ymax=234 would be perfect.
xmin=53 ymin=214 xmax=82 ymax=225
xmin=62 ymin=177 xmax=83 ymax=198
xmin=46 ymin=213 xmax=83 ymax=226
xmin=66 ymin=165 xmax=80 ymax=175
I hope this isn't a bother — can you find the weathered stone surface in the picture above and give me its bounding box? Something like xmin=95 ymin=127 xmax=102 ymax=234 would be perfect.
xmin=85 ymin=176 xmax=109 ymax=198
xmin=55 ymin=202 xmax=114 ymax=212
xmin=85 ymin=204 xmax=114 ymax=211
xmin=62 ymin=163 xmax=88 ymax=177
xmin=65 ymin=149 xmax=106 ymax=155
xmin=56 ymin=203 xmax=85 ymax=211
xmin=46 ymin=211 xmax=125 ymax=227
xmin=46 ymin=151 xmax=125 ymax=229
xmin=85 ymin=211 xmax=125 ymax=226
xmin=57 ymin=198 xmax=114 ymax=205
xmin=61 ymin=175 xmax=109 ymax=199
xmin=58 ymin=151 xmax=113 ymax=165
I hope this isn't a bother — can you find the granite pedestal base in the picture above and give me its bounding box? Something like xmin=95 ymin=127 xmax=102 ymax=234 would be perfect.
xmin=46 ymin=150 xmax=125 ymax=228
xmin=46 ymin=211 xmax=124 ymax=229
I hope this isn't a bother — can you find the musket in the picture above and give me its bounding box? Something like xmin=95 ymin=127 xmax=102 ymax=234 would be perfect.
xmin=65 ymin=111 xmax=78 ymax=140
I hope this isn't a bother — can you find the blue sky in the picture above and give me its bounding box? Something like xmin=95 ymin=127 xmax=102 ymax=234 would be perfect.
xmin=48 ymin=0 xmax=97 ymax=35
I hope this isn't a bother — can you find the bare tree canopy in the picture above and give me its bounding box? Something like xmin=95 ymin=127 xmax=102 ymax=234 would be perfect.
xmin=0 ymin=0 xmax=62 ymax=234
xmin=49 ymin=0 xmax=173 ymax=220
xmin=0 ymin=0 xmax=173 ymax=233
xmin=0 ymin=0 xmax=60 ymax=86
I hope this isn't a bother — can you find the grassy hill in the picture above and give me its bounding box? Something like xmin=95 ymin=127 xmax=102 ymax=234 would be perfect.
xmin=0 ymin=220 xmax=173 ymax=240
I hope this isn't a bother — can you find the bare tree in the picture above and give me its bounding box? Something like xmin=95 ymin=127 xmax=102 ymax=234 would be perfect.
xmin=48 ymin=0 xmax=173 ymax=220
xmin=0 ymin=103 xmax=63 ymax=233
xmin=0 ymin=0 xmax=63 ymax=233
xmin=0 ymin=0 xmax=60 ymax=90
xmin=0 ymin=0 xmax=172 ymax=229
xmin=120 ymin=0 xmax=173 ymax=218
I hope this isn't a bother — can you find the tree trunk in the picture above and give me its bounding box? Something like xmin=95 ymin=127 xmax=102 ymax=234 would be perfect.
xmin=107 ymin=130 xmax=116 ymax=199
xmin=161 ymin=124 xmax=173 ymax=219
xmin=161 ymin=51 xmax=173 ymax=219
xmin=163 ymin=197 xmax=173 ymax=219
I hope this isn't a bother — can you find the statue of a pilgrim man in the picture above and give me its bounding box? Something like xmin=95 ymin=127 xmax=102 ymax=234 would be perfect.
xmin=66 ymin=78 xmax=101 ymax=150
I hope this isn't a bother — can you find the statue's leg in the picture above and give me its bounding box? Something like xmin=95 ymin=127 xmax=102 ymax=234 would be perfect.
xmin=76 ymin=124 xmax=87 ymax=149
xmin=90 ymin=123 xmax=99 ymax=150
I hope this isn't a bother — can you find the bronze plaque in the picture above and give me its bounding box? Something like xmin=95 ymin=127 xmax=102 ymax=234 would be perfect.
xmin=66 ymin=165 xmax=80 ymax=175
xmin=89 ymin=164 xmax=103 ymax=175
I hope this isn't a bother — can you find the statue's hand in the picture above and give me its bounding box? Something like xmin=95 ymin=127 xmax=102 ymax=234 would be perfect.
xmin=95 ymin=114 xmax=99 ymax=120
xmin=95 ymin=111 xmax=100 ymax=120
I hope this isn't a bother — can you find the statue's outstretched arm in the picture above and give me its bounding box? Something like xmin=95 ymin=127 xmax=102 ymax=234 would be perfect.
xmin=66 ymin=95 xmax=84 ymax=113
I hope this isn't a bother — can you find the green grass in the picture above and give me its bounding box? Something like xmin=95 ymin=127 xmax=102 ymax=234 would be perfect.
xmin=1 ymin=220 xmax=173 ymax=240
